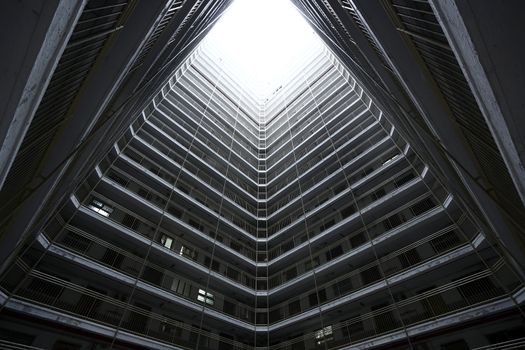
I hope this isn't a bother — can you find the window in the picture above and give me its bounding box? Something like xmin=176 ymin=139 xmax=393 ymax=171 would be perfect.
xmin=399 ymin=248 xmax=421 ymax=268
xmin=457 ymin=276 xmax=497 ymax=304
xmin=308 ymin=292 xmax=319 ymax=306
xmin=362 ymin=265 xmax=382 ymax=285
xmin=371 ymin=188 xmax=386 ymax=201
xmin=382 ymin=154 xmax=398 ymax=166
xmin=285 ymin=266 xmax=297 ymax=280
xmin=52 ymin=340 xmax=82 ymax=350
xmin=305 ymin=256 xmax=320 ymax=271
xmin=226 ymin=266 xmax=240 ymax=280
xmin=223 ymin=300 xmax=236 ymax=315
xmin=411 ymin=197 xmax=435 ymax=216
xmin=167 ymin=205 xmax=182 ymax=218
xmin=327 ymin=245 xmax=343 ymax=261
xmin=161 ymin=234 xmax=173 ymax=249
xmin=384 ymin=213 xmax=404 ymax=230
xmin=315 ymin=325 xmax=333 ymax=345
xmin=180 ymin=245 xmax=196 ymax=260
xmin=197 ymin=289 xmax=215 ymax=305
xmin=440 ymin=340 xmax=469 ymax=350
xmin=430 ymin=230 xmax=461 ymax=253
xmin=189 ymin=219 xmax=204 ymax=231
xmin=350 ymin=232 xmax=366 ymax=247
xmin=341 ymin=204 xmax=356 ymax=219
xmin=320 ymin=219 xmax=335 ymax=232
xmin=205 ymin=256 xmax=220 ymax=272
xmin=288 ymin=300 xmax=301 ymax=316
xmin=88 ymin=198 xmax=113 ymax=217
xmin=171 ymin=278 xmax=191 ymax=297
xmin=161 ymin=318 xmax=182 ymax=337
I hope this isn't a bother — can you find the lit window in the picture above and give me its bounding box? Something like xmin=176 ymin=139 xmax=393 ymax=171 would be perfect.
xmin=315 ymin=325 xmax=333 ymax=345
xmin=179 ymin=245 xmax=195 ymax=259
xmin=161 ymin=234 xmax=173 ymax=249
xmin=382 ymin=154 xmax=399 ymax=166
xmin=88 ymin=199 xmax=113 ymax=217
xmin=197 ymin=289 xmax=215 ymax=305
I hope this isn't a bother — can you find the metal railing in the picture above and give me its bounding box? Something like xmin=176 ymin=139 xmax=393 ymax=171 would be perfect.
xmin=52 ymin=225 xmax=257 ymax=324
xmin=6 ymin=266 xmax=251 ymax=350
xmin=270 ymin=263 xmax=520 ymax=349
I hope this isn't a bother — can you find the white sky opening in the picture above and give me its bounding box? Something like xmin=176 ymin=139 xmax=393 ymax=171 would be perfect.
xmin=200 ymin=0 xmax=324 ymax=99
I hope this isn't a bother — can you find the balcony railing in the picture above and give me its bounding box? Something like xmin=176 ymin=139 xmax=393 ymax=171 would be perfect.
xmin=53 ymin=225 xmax=257 ymax=324
xmin=267 ymin=189 xmax=441 ymax=262
xmin=75 ymin=196 xmax=258 ymax=288
xmin=123 ymin=145 xmax=258 ymax=214
xmin=6 ymin=266 xmax=252 ymax=350
xmin=270 ymin=263 xmax=521 ymax=349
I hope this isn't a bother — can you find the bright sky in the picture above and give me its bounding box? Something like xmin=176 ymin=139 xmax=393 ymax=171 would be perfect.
xmin=201 ymin=0 xmax=324 ymax=98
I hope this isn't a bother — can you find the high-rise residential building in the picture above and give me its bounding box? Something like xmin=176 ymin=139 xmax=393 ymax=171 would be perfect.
xmin=0 ymin=1 xmax=524 ymax=349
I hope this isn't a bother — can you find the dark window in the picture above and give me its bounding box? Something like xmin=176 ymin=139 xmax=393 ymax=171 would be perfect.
xmin=288 ymin=300 xmax=301 ymax=316
xmin=52 ymin=340 xmax=82 ymax=350
xmin=282 ymin=239 xmax=294 ymax=252
xmin=350 ymin=232 xmax=366 ymax=247
xmin=62 ymin=231 xmax=90 ymax=252
xmin=334 ymin=183 xmax=347 ymax=194
xmin=285 ymin=266 xmax=297 ymax=280
xmin=226 ymin=266 xmax=240 ymax=280
xmin=26 ymin=278 xmax=63 ymax=303
xmin=371 ymin=303 xmax=398 ymax=333
xmin=341 ymin=204 xmax=356 ymax=218
xmin=411 ymin=198 xmax=435 ymax=216
xmin=122 ymin=213 xmax=139 ymax=230
xmin=231 ymin=240 xmax=241 ymax=252
xmin=399 ymin=248 xmax=421 ymax=268
xmin=101 ymin=248 xmax=124 ymax=268
xmin=137 ymin=188 xmax=149 ymax=199
xmin=318 ymin=288 xmax=327 ymax=303
xmin=337 ymin=277 xmax=353 ymax=295
xmin=308 ymin=292 xmax=318 ymax=306
xmin=167 ymin=205 xmax=182 ymax=218
xmin=305 ymin=256 xmax=320 ymax=271
xmin=371 ymin=188 xmax=386 ymax=201
xmin=346 ymin=319 xmax=364 ymax=339
xmin=361 ymin=265 xmax=381 ymax=285
xmin=269 ymin=309 xmax=282 ymax=323
xmin=108 ymin=172 xmax=128 ymax=187
xmin=458 ymin=277 xmax=499 ymax=304
xmin=320 ymin=219 xmax=335 ymax=232
xmin=486 ymin=326 xmax=525 ymax=343
xmin=384 ymin=213 xmax=404 ymax=230
xmin=430 ymin=231 xmax=461 ymax=253
xmin=440 ymin=340 xmax=469 ymax=350
xmin=396 ymin=172 xmax=415 ymax=186
xmin=327 ymin=245 xmax=343 ymax=260
xmin=256 ymin=312 xmax=267 ymax=324
xmin=189 ymin=219 xmax=204 ymax=231
xmin=0 ymin=328 xmax=34 ymax=345
xmin=142 ymin=265 xmax=163 ymax=285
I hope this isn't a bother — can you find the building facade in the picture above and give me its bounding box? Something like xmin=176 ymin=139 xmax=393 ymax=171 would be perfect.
xmin=1 ymin=0 xmax=525 ymax=349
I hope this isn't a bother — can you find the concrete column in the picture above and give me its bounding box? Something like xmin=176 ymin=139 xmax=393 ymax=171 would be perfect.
xmin=430 ymin=0 xmax=525 ymax=209
xmin=349 ymin=0 xmax=525 ymax=273
xmin=0 ymin=0 xmax=172 ymax=273
xmin=0 ymin=0 xmax=85 ymax=190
